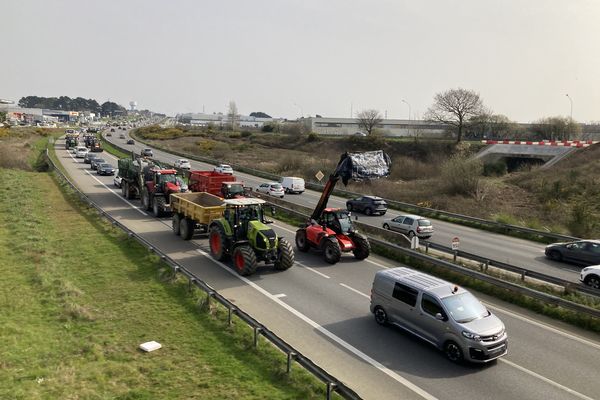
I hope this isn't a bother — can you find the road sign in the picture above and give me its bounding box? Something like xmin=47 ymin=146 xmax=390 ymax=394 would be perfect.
xmin=315 ymin=170 xmax=324 ymax=182
xmin=451 ymin=237 xmax=460 ymax=251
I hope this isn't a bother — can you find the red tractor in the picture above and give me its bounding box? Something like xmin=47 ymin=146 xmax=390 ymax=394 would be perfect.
xmin=295 ymin=151 xmax=391 ymax=264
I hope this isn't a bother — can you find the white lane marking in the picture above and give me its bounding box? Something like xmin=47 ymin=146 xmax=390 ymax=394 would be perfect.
xmin=365 ymin=258 xmax=390 ymax=269
xmin=339 ymin=283 xmax=370 ymax=299
xmin=295 ymin=261 xmax=330 ymax=279
xmin=499 ymin=358 xmax=594 ymax=400
xmin=194 ymin=248 xmax=437 ymax=400
xmin=273 ymin=293 xmax=287 ymax=298
xmin=273 ymin=223 xmax=296 ymax=234
xmin=484 ymin=302 xmax=600 ymax=350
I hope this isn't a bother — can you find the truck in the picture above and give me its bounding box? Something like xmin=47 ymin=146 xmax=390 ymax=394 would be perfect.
xmin=188 ymin=170 xmax=245 ymax=199
xmin=117 ymin=156 xmax=187 ymax=217
xmin=89 ymin=137 xmax=103 ymax=152
xmin=170 ymin=192 xmax=295 ymax=276
xmin=65 ymin=135 xmax=78 ymax=149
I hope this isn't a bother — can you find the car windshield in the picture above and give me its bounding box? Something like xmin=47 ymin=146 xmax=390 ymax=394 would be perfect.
xmin=101 ymin=164 xmax=112 ymax=168
xmin=95 ymin=159 xmax=105 ymax=163
xmin=158 ymin=174 xmax=178 ymax=184
xmin=418 ymin=219 xmax=432 ymax=227
xmin=335 ymin=211 xmax=353 ymax=233
xmin=441 ymin=292 xmax=488 ymax=323
xmin=221 ymin=165 xmax=231 ymax=169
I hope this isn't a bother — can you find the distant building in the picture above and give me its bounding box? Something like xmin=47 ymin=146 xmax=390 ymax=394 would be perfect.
xmin=177 ymin=112 xmax=277 ymax=128
xmin=302 ymin=117 xmax=447 ymax=137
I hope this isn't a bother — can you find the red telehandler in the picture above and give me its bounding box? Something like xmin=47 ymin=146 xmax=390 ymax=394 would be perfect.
xmin=295 ymin=150 xmax=391 ymax=264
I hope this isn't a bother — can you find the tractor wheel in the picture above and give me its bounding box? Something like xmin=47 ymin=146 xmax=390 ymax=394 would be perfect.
xmin=352 ymin=233 xmax=371 ymax=260
xmin=121 ymin=182 xmax=126 ymax=197
xmin=123 ymin=182 xmax=131 ymax=199
xmin=141 ymin=188 xmax=151 ymax=210
xmin=209 ymin=225 xmax=228 ymax=261
xmin=179 ymin=218 xmax=195 ymax=240
xmin=172 ymin=213 xmax=181 ymax=236
xmin=232 ymin=245 xmax=258 ymax=276
xmin=274 ymin=238 xmax=295 ymax=271
xmin=295 ymin=229 xmax=310 ymax=252
xmin=322 ymin=237 xmax=341 ymax=264
xmin=153 ymin=197 xmax=165 ymax=218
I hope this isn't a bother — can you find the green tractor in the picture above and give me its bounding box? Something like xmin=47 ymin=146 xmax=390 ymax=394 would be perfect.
xmin=208 ymin=198 xmax=295 ymax=276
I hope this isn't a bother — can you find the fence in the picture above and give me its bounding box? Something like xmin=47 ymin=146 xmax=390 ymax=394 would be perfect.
xmin=46 ymin=147 xmax=361 ymax=400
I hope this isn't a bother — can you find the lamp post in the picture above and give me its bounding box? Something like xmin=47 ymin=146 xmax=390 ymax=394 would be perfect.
xmin=566 ymin=94 xmax=573 ymax=140
xmin=402 ymin=99 xmax=411 ymax=136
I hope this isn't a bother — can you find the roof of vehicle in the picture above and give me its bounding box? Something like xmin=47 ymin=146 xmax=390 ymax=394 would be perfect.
xmin=353 ymin=195 xmax=384 ymax=200
xmin=396 ymin=214 xmax=429 ymax=220
xmin=218 ymin=164 xmax=232 ymax=168
xmin=224 ymin=198 xmax=266 ymax=206
xmin=376 ymin=267 xmax=467 ymax=298
xmin=100 ymin=163 xmax=113 ymax=167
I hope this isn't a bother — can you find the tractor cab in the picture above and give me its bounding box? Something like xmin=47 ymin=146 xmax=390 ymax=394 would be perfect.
xmin=318 ymin=208 xmax=355 ymax=235
xmin=222 ymin=198 xmax=270 ymax=240
xmin=221 ymin=181 xmax=245 ymax=199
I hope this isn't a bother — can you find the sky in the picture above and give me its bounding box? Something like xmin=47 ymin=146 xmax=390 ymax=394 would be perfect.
xmin=2 ymin=0 xmax=599 ymax=122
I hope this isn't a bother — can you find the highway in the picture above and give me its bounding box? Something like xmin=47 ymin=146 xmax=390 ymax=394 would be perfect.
xmin=105 ymin=129 xmax=585 ymax=284
xmin=56 ymin=135 xmax=600 ymax=400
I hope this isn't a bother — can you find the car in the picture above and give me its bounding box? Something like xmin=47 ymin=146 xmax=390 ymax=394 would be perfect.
xmin=97 ymin=163 xmax=115 ymax=176
xmin=281 ymin=176 xmax=305 ymax=194
xmin=90 ymin=158 xmax=106 ymax=170
xmin=255 ymin=182 xmax=285 ymax=198
xmin=106 ymin=132 xmax=112 ymax=137
xmin=581 ymin=265 xmax=600 ymax=289
xmin=113 ymin=171 xmax=122 ymax=188
xmin=214 ymin=164 xmax=233 ymax=175
xmin=383 ymin=214 xmax=434 ymax=239
xmin=110 ymin=128 xmax=115 ymax=132
xmin=119 ymin=134 xmax=126 ymax=139
xmin=127 ymin=139 xmax=135 ymax=145
xmin=354 ymin=131 xmax=367 ymax=137
xmin=75 ymin=146 xmax=88 ymax=158
xmin=346 ymin=195 xmax=387 ymax=216
xmin=174 ymin=159 xmax=191 ymax=170
xmin=83 ymin=152 xmax=97 ymax=164
xmin=141 ymin=148 xmax=153 ymax=157
xmin=545 ymin=240 xmax=600 ymax=265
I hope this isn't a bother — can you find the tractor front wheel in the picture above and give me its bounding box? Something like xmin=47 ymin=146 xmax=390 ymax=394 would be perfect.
xmin=153 ymin=197 xmax=165 ymax=217
xmin=295 ymin=229 xmax=310 ymax=252
xmin=233 ymin=245 xmax=258 ymax=276
xmin=323 ymin=237 xmax=341 ymax=264
xmin=352 ymin=233 xmax=371 ymax=260
xmin=209 ymin=225 xmax=228 ymax=261
xmin=274 ymin=238 xmax=295 ymax=271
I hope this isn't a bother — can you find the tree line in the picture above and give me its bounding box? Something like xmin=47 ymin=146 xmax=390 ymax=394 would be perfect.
xmin=18 ymin=96 xmax=127 ymax=117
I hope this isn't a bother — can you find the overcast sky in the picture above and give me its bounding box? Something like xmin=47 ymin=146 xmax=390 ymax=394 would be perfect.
xmin=2 ymin=0 xmax=599 ymax=122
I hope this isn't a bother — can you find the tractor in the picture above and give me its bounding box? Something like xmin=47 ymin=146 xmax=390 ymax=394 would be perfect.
xmin=295 ymin=151 xmax=391 ymax=264
xmin=209 ymin=198 xmax=295 ymax=276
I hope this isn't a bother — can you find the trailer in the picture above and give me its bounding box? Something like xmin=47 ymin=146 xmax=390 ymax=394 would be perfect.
xmin=170 ymin=192 xmax=226 ymax=239
xmin=188 ymin=170 xmax=245 ymax=199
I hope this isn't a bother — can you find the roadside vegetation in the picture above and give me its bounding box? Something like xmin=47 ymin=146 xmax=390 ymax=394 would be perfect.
xmin=134 ymin=125 xmax=600 ymax=238
xmin=0 ymin=129 xmax=334 ymax=399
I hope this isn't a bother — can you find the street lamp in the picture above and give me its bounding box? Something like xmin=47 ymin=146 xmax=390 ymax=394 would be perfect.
xmin=566 ymin=94 xmax=573 ymax=140
xmin=565 ymin=94 xmax=573 ymax=120
xmin=402 ymin=99 xmax=411 ymax=136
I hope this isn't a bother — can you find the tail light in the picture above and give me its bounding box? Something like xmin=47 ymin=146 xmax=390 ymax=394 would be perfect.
xmin=416 ymin=227 xmax=421 ymax=233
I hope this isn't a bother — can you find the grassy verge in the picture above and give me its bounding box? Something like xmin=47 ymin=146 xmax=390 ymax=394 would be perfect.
xmin=98 ymin=133 xmax=131 ymax=159
xmin=0 ymin=150 xmax=336 ymax=399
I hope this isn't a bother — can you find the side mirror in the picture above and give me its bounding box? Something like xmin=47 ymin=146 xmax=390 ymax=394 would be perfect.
xmin=435 ymin=313 xmax=445 ymax=321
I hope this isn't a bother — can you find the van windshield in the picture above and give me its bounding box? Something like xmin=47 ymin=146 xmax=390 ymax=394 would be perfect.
xmin=441 ymin=292 xmax=488 ymax=323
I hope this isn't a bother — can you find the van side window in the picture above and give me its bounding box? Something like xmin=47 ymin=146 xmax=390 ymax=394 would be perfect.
xmin=392 ymin=283 xmax=418 ymax=306
xmin=421 ymin=293 xmax=444 ymax=318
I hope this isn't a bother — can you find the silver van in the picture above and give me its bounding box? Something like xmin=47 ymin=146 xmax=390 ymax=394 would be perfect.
xmin=370 ymin=267 xmax=507 ymax=363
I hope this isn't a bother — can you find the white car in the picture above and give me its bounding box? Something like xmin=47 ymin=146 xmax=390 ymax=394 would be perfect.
xmin=214 ymin=164 xmax=234 ymax=175
xmin=75 ymin=146 xmax=89 ymax=158
xmin=580 ymin=265 xmax=600 ymax=289
xmin=255 ymin=182 xmax=285 ymax=198
xmin=113 ymin=170 xmax=122 ymax=188
xmin=174 ymin=159 xmax=191 ymax=170
xmin=382 ymin=214 xmax=434 ymax=239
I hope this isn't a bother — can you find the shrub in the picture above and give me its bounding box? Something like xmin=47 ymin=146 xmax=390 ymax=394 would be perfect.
xmin=307 ymin=132 xmax=319 ymax=142
xmin=262 ymin=124 xmax=275 ymax=133
xmin=241 ymin=130 xmax=252 ymax=138
xmin=440 ymin=155 xmax=483 ymax=196
xmin=211 ymin=142 xmax=230 ymax=159
xmin=229 ymin=133 xmax=241 ymax=139
xmin=568 ymin=201 xmax=597 ymax=237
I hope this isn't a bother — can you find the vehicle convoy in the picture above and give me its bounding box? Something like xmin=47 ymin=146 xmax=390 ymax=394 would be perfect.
xmin=370 ymin=267 xmax=508 ymax=363
xmin=295 ymin=151 xmax=391 ymax=264
xmin=170 ymin=192 xmax=295 ymax=276
xmin=65 ymin=135 xmax=78 ymax=149
xmin=188 ymin=170 xmax=245 ymax=199
xmin=117 ymin=156 xmax=187 ymax=217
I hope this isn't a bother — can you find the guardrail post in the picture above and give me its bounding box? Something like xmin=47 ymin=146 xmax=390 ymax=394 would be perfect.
xmin=286 ymin=352 xmax=296 ymax=374
xmin=228 ymin=306 xmax=236 ymax=326
xmin=484 ymin=260 xmax=489 ymax=272
xmin=326 ymin=382 xmax=336 ymax=400
xmin=425 ymin=243 xmax=429 ymax=254
xmin=521 ymin=271 xmax=526 ymax=281
xmin=453 ymin=251 xmax=457 ymax=263
xmin=189 ymin=278 xmax=196 ymax=293
xmin=206 ymin=291 xmax=213 ymax=308
xmin=253 ymin=327 xmax=262 ymax=348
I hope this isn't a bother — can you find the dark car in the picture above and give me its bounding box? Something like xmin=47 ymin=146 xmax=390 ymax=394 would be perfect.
xmin=90 ymin=158 xmax=106 ymax=170
xmin=346 ymin=195 xmax=387 ymax=216
xmin=84 ymin=152 xmax=97 ymax=164
xmin=141 ymin=148 xmax=153 ymax=157
xmin=110 ymin=128 xmax=115 ymax=132
xmin=97 ymin=163 xmax=115 ymax=176
xmin=127 ymin=139 xmax=135 ymax=145
xmin=545 ymin=240 xmax=600 ymax=265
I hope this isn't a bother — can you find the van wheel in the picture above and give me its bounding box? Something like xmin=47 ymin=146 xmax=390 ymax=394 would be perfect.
xmin=408 ymin=231 xmax=416 ymax=238
xmin=444 ymin=341 xmax=464 ymax=363
xmin=383 ymin=223 xmax=390 ymax=230
xmin=374 ymin=307 xmax=388 ymax=325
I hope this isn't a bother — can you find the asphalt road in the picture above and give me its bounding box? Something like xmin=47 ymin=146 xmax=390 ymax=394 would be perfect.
xmin=57 ymin=137 xmax=600 ymax=400
xmin=105 ymin=129 xmax=586 ymax=284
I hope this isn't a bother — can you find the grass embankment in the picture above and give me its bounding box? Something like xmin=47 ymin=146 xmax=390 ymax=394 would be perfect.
xmin=0 ymin=133 xmax=332 ymax=399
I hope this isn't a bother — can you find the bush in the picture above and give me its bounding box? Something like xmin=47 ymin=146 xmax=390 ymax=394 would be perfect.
xmin=441 ymin=155 xmax=483 ymax=196
xmin=568 ymin=201 xmax=597 ymax=237
xmin=241 ymin=131 xmax=252 ymax=138
xmin=483 ymin=161 xmax=507 ymax=176
xmin=307 ymin=132 xmax=319 ymax=142
xmin=229 ymin=133 xmax=241 ymax=139
xmin=262 ymin=124 xmax=274 ymax=133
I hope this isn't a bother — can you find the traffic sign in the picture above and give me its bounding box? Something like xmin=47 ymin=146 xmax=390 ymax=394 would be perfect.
xmin=315 ymin=170 xmax=324 ymax=182
xmin=451 ymin=237 xmax=460 ymax=251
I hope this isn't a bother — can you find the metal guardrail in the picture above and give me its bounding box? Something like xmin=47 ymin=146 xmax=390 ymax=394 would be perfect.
xmin=45 ymin=147 xmax=361 ymax=400
xmin=125 ymin=130 xmax=579 ymax=243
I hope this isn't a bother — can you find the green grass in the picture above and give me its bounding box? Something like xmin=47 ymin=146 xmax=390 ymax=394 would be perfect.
xmin=0 ymin=163 xmax=334 ymax=398
xmin=98 ymin=134 xmax=131 ymax=159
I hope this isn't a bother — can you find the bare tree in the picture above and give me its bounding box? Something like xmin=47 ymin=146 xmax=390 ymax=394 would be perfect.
xmin=227 ymin=101 xmax=239 ymax=131
xmin=529 ymin=116 xmax=581 ymax=141
xmin=425 ymin=88 xmax=485 ymax=142
xmin=356 ymin=109 xmax=383 ymax=136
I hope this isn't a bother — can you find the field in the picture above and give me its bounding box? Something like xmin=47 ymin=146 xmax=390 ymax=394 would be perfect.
xmin=0 ymin=129 xmax=331 ymax=399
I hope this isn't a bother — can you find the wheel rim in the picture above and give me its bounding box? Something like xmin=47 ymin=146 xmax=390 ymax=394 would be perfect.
xmin=409 ymin=231 xmax=415 ymax=238
xmin=383 ymin=224 xmax=389 ymax=230
xmin=589 ymin=277 xmax=600 ymax=289
xmin=297 ymin=235 xmax=305 ymax=247
xmin=234 ymin=251 xmax=245 ymax=271
xmin=365 ymin=208 xmax=372 ymax=215
xmin=210 ymin=232 xmax=220 ymax=254
xmin=446 ymin=343 xmax=461 ymax=361
xmin=325 ymin=245 xmax=334 ymax=258
xmin=375 ymin=308 xmax=386 ymax=324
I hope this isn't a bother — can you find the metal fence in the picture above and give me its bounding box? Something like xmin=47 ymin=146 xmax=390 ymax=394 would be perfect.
xmin=46 ymin=148 xmax=361 ymax=400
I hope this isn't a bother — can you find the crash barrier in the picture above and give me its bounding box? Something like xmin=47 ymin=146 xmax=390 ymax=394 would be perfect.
xmin=253 ymin=194 xmax=600 ymax=318
xmin=46 ymin=148 xmax=361 ymax=400
xmin=124 ymin=131 xmax=579 ymax=243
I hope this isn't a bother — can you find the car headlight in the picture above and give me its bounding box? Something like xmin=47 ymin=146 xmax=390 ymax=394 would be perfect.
xmin=582 ymin=267 xmax=592 ymax=272
xmin=462 ymin=331 xmax=482 ymax=341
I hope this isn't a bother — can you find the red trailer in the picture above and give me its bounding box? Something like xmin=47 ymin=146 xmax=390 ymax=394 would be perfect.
xmin=188 ymin=171 xmax=245 ymax=198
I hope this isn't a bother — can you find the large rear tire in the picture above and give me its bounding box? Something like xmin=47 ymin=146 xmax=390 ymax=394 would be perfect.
xmin=172 ymin=213 xmax=181 ymax=236
xmin=274 ymin=238 xmax=295 ymax=271
xmin=232 ymin=245 xmax=258 ymax=276
xmin=141 ymin=188 xmax=151 ymax=210
xmin=322 ymin=237 xmax=341 ymax=264
xmin=180 ymin=218 xmax=195 ymax=240
xmin=352 ymin=233 xmax=370 ymax=260
xmin=209 ymin=225 xmax=228 ymax=261
xmin=295 ymin=229 xmax=309 ymax=252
